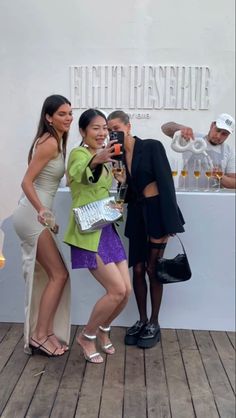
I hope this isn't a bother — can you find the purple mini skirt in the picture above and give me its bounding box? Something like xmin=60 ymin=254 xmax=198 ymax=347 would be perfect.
xmin=70 ymin=224 xmax=127 ymax=269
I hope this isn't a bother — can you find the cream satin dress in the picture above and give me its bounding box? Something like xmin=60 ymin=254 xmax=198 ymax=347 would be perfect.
xmin=13 ymin=148 xmax=71 ymax=354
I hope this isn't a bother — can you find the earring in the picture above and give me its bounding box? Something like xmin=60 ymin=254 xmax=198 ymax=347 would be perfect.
xmin=49 ymin=122 xmax=53 ymax=126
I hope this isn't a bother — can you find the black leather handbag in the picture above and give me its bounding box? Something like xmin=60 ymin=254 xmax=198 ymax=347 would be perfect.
xmin=156 ymin=235 xmax=192 ymax=284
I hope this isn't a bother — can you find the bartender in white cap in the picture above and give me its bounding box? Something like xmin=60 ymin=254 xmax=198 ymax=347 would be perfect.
xmin=161 ymin=113 xmax=235 ymax=189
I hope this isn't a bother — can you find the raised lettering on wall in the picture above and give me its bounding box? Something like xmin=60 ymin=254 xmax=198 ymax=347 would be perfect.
xmin=70 ymin=65 xmax=210 ymax=110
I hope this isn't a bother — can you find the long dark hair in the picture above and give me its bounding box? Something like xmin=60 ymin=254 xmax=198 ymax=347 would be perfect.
xmin=28 ymin=94 xmax=71 ymax=163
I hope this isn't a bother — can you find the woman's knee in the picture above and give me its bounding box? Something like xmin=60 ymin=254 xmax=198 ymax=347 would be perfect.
xmin=126 ymin=282 xmax=132 ymax=298
xmin=52 ymin=268 xmax=69 ymax=286
xmin=146 ymin=265 xmax=156 ymax=280
xmin=109 ymin=284 xmax=127 ymax=304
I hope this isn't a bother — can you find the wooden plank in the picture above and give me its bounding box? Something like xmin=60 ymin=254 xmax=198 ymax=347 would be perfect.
xmin=161 ymin=329 xmax=195 ymax=418
xmin=210 ymin=331 xmax=235 ymax=392
xmin=145 ymin=336 xmax=171 ymax=418
xmin=177 ymin=330 xmax=219 ymax=418
xmin=1 ymin=355 xmax=48 ymax=418
xmin=99 ymin=327 xmax=126 ymax=418
xmin=194 ymin=331 xmax=235 ymax=418
xmin=0 ymin=323 xmax=23 ymax=372
xmin=25 ymin=341 xmax=72 ymax=417
xmin=123 ymin=338 xmax=146 ymax=418
xmin=0 ymin=323 xmax=11 ymax=343
xmin=50 ymin=326 xmax=86 ymax=418
xmin=0 ymin=335 xmax=29 ymax=416
xmin=227 ymin=332 xmax=235 ymax=349
xmin=74 ymin=328 xmax=106 ymax=418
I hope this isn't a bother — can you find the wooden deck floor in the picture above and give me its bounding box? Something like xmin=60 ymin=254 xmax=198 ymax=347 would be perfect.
xmin=0 ymin=323 xmax=235 ymax=418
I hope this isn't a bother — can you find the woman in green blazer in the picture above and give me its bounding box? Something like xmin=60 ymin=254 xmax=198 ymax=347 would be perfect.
xmin=64 ymin=109 xmax=131 ymax=364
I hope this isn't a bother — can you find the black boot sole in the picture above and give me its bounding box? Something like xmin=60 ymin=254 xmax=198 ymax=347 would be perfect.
xmin=124 ymin=334 xmax=139 ymax=345
xmin=137 ymin=331 xmax=161 ymax=349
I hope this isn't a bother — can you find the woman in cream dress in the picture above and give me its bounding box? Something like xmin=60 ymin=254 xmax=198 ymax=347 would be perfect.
xmin=13 ymin=95 xmax=73 ymax=356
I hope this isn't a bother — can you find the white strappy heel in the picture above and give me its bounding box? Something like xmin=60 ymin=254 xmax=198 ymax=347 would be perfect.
xmin=77 ymin=329 xmax=103 ymax=364
xmin=98 ymin=326 xmax=115 ymax=355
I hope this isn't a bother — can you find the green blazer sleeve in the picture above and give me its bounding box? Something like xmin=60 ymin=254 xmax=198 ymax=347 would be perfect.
xmin=68 ymin=147 xmax=97 ymax=184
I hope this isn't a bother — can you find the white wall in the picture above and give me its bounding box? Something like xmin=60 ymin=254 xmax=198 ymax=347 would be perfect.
xmin=0 ymin=0 xmax=235 ymax=222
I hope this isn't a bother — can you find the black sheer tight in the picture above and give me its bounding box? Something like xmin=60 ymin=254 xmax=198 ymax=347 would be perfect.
xmin=146 ymin=241 xmax=167 ymax=324
xmin=132 ymin=262 xmax=148 ymax=323
xmin=132 ymin=241 xmax=167 ymax=324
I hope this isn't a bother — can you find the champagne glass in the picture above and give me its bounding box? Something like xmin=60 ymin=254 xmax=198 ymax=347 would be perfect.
xmin=180 ymin=159 xmax=188 ymax=191
xmin=170 ymin=158 xmax=178 ymax=189
xmin=203 ymin=158 xmax=212 ymax=192
xmin=193 ymin=159 xmax=201 ymax=191
xmin=42 ymin=209 xmax=56 ymax=229
xmin=116 ymin=183 xmax=128 ymax=206
xmin=110 ymin=161 xmax=125 ymax=193
xmin=213 ymin=162 xmax=224 ymax=191
xmin=170 ymin=158 xmax=178 ymax=177
xmin=111 ymin=160 xmax=125 ymax=176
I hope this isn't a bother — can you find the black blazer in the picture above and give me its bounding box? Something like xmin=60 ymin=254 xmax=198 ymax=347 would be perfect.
xmin=124 ymin=136 xmax=185 ymax=237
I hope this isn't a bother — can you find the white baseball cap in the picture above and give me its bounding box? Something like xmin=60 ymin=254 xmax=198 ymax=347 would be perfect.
xmin=215 ymin=113 xmax=235 ymax=134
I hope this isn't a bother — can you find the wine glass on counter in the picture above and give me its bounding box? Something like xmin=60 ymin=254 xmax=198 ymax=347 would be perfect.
xmin=213 ymin=161 xmax=224 ymax=191
xmin=193 ymin=159 xmax=201 ymax=191
xmin=170 ymin=158 xmax=178 ymax=189
xmin=204 ymin=164 xmax=212 ymax=191
xmin=170 ymin=158 xmax=178 ymax=177
xmin=180 ymin=159 xmax=188 ymax=191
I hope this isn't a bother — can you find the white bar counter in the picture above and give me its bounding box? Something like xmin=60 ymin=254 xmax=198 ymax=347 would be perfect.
xmin=0 ymin=189 xmax=235 ymax=331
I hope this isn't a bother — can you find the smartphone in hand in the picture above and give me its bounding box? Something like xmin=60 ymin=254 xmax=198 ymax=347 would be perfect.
xmin=109 ymin=131 xmax=124 ymax=161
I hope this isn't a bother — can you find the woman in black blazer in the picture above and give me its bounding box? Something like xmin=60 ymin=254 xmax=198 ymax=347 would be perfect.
xmin=107 ymin=110 xmax=185 ymax=348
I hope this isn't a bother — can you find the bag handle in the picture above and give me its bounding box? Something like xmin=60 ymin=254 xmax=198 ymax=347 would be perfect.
xmin=174 ymin=234 xmax=187 ymax=255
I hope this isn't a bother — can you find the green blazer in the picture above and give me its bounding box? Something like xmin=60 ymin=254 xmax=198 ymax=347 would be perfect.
xmin=64 ymin=147 xmax=112 ymax=251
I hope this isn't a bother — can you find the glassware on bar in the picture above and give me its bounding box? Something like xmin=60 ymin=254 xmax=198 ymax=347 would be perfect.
xmin=170 ymin=158 xmax=178 ymax=177
xmin=180 ymin=159 xmax=188 ymax=191
xmin=193 ymin=159 xmax=201 ymax=191
xmin=213 ymin=161 xmax=224 ymax=191
xmin=202 ymin=157 xmax=213 ymax=191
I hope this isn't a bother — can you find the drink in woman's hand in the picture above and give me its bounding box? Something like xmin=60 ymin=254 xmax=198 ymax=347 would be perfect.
xmin=43 ymin=210 xmax=56 ymax=228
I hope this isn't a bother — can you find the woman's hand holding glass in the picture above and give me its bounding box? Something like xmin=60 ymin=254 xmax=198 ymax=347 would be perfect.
xmin=112 ymin=161 xmax=126 ymax=184
xmin=38 ymin=208 xmax=58 ymax=233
